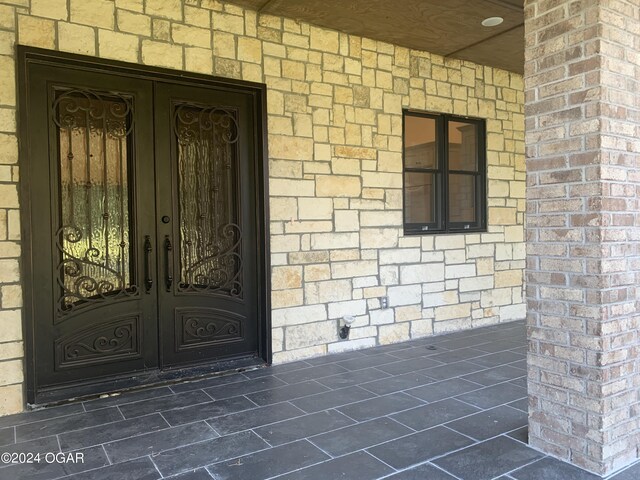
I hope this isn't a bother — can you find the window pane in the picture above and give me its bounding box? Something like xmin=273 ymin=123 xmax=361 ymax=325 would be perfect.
xmin=404 ymin=115 xmax=437 ymax=169
xmin=405 ymin=172 xmax=436 ymax=224
xmin=448 ymin=121 xmax=478 ymax=171
xmin=449 ymin=174 xmax=476 ymax=223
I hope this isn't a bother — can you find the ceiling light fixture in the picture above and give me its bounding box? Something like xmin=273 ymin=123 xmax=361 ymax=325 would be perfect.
xmin=481 ymin=16 xmax=504 ymax=27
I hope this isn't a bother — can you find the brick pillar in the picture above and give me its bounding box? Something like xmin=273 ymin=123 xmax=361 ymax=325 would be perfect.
xmin=525 ymin=0 xmax=640 ymax=475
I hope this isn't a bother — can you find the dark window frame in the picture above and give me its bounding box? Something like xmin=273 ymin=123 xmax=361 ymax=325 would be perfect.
xmin=402 ymin=109 xmax=487 ymax=235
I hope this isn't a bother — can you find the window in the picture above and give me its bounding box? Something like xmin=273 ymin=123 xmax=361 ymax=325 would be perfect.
xmin=403 ymin=110 xmax=486 ymax=234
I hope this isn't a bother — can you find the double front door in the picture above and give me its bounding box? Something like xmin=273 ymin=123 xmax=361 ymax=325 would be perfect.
xmin=23 ymin=53 xmax=266 ymax=402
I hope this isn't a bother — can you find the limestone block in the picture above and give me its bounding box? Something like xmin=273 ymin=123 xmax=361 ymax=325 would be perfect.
xmin=310 ymin=232 xmax=359 ymax=250
xmin=270 ymin=234 xmax=300 ymax=253
xmin=360 ymin=211 xmax=401 ymax=227
xmin=401 ymin=264 xmax=444 ymax=284
xmin=328 ymin=299 xmax=367 ymax=319
xmin=299 ymin=198 xmax=332 ymax=220
xmin=271 ymin=289 xmax=303 ymax=309
xmin=315 ymin=175 xmax=361 ymax=197
xmin=395 ymin=305 xmax=422 ymax=321
xmin=480 ymin=288 xmax=512 ymax=307
xmin=0 ymin=110 xmax=14 ymax=134
xmin=334 ymin=210 xmax=359 ymax=232
xmin=146 ymin=0 xmax=182 ymax=21
xmin=214 ymin=58 xmax=241 ymax=78
xmin=379 ymin=248 xmax=421 ymax=265
xmin=1 ymin=284 xmax=21 ymax=308
xmin=141 ymin=40 xmax=183 ymax=69
xmin=435 ymin=303 xmax=471 ymax=321
xmin=0 ymin=341 xmax=22 ymax=361
xmin=0 ymin=309 xmax=21 ymax=342
xmin=270 ymin=198 xmax=298 ymax=221
xmin=360 ymin=228 xmax=399 ymax=249
xmin=495 ymin=269 xmax=523 ymax=288
xmin=59 ymin=23 xmax=96 ymax=56
xmin=70 ymin=0 xmax=114 ymax=29
xmin=269 ymin=179 xmax=314 ymax=197
xmin=309 ymin=25 xmax=339 ymax=53
xmin=185 ymin=5 xmax=211 ymax=28
xmin=459 ymin=275 xmax=495 ymax=292
xmin=237 ymin=37 xmax=262 ymax=63
xmin=331 ymin=260 xmax=377 ymax=279
xmin=18 ymin=15 xmax=55 ymax=49
xmin=362 ymin=172 xmax=402 ymax=188
xmin=213 ymin=31 xmax=236 ymax=59
xmin=116 ymin=0 xmax=143 ymax=12
xmin=370 ymin=309 xmax=394 ymax=325
xmin=387 ymin=284 xmax=421 ymax=306
xmin=0 ymin=185 xmax=18 ymax=208
xmin=273 ymin=345 xmax=325 ymax=363
xmin=99 ymin=30 xmax=139 ymax=63
xmin=270 ymin=135 xmax=314 ymax=161
xmin=0 ymin=384 xmax=22 ymax=415
xmin=172 ymin=24 xmax=210 ymax=48
xmin=286 ymin=320 xmax=337 ymax=349
xmin=423 ymin=290 xmax=458 ymax=308
xmin=185 ymin=47 xmax=213 ymax=74
xmin=213 ymin=13 xmax=245 ymax=35
xmin=305 ymin=279 xmax=352 ymax=304
xmin=31 ymin=0 xmax=67 ymax=19
xmin=0 ymin=359 xmax=22 ymax=385
xmin=379 ymin=322 xmax=410 ymax=344
xmin=304 ymin=264 xmax=331 ymax=282
xmin=0 ymin=133 xmax=18 ymax=164
xmin=272 ymin=266 xmax=302 ymax=290
xmin=272 ymin=304 xmax=327 ymax=327
xmin=117 ymin=10 xmax=151 ymax=36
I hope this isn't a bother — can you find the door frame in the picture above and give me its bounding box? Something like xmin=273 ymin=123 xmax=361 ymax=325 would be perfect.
xmin=17 ymin=46 xmax=272 ymax=406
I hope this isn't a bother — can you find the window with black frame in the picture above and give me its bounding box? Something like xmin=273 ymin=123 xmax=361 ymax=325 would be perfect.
xmin=403 ymin=110 xmax=486 ymax=234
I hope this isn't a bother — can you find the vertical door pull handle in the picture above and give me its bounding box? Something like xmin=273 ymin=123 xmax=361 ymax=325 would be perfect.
xmin=143 ymin=235 xmax=153 ymax=293
xmin=164 ymin=235 xmax=173 ymax=292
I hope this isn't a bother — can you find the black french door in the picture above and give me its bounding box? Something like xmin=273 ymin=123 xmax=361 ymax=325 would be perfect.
xmin=21 ymin=50 xmax=268 ymax=403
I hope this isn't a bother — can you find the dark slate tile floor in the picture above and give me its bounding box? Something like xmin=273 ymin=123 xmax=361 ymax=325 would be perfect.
xmin=0 ymin=319 xmax=638 ymax=480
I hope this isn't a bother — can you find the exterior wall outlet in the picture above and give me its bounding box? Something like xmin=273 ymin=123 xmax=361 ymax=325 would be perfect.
xmin=380 ymin=296 xmax=389 ymax=309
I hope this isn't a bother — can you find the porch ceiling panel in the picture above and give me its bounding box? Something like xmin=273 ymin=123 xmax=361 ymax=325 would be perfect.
xmin=228 ymin=0 xmax=524 ymax=73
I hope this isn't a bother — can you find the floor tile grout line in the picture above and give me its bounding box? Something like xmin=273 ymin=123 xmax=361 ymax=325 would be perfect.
xmin=147 ymin=454 xmax=165 ymax=479
xmin=498 ymin=454 xmax=547 ymax=479
xmin=101 ymin=443 xmax=112 ymax=465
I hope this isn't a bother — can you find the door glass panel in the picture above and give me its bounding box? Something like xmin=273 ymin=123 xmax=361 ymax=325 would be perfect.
xmin=55 ymin=89 xmax=135 ymax=314
xmin=404 ymin=172 xmax=436 ymax=224
xmin=174 ymin=104 xmax=243 ymax=297
xmin=449 ymin=174 xmax=476 ymax=223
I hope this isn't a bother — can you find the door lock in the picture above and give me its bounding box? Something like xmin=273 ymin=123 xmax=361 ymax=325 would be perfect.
xmin=161 ymin=215 xmax=170 ymax=224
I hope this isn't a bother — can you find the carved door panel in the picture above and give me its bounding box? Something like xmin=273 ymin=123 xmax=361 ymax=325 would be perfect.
xmin=154 ymin=84 xmax=259 ymax=367
xmin=27 ymin=64 xmax=159 ymax=392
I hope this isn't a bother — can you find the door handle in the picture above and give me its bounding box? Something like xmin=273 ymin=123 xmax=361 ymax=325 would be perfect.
xmin=164 ymin=235 xmax=173 ymax=292
xmin=143 ymin=235 xmax=153 ymax=293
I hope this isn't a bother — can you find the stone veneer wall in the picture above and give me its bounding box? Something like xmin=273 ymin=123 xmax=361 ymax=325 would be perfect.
xmin=0 ymin=0 xmax=525 ymax=414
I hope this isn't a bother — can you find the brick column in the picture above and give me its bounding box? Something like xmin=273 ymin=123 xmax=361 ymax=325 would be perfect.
xmin=525 ymin=0 xmax=640 ymax=475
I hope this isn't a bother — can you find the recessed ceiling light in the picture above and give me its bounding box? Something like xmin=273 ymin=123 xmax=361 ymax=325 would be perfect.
xmin=482 ymin=16 xmax=504 ymax=27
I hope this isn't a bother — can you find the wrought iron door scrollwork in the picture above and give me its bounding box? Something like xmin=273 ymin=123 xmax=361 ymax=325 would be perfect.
xmin=54 ymin=88 xmax=136 ymax=315
xmin=173 ymin=103 xmax=244 ymax=298
xmin=178 ymin=223 xmax=243 ymax=296
xmin=184 ymin=317 xmax=240 ymax=341
xmin=57 ymin=316 xmax=140 ymax=367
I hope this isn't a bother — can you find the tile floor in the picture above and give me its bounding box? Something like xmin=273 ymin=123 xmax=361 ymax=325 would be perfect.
xmin=1 ymin=319 xmax=638 ymax=480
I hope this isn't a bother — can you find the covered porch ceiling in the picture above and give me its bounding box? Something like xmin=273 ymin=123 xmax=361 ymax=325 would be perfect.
xmin=228 ymin=0 xmax=525 ymax=74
